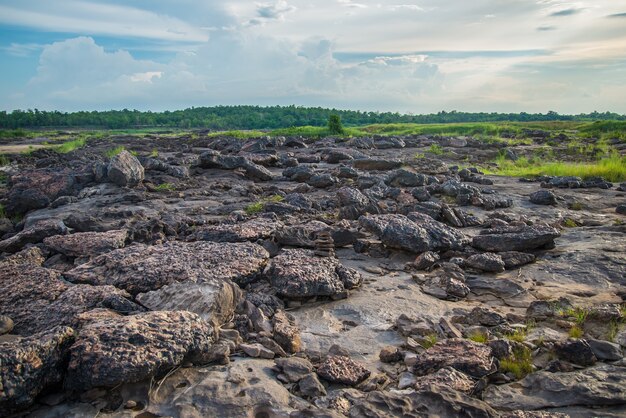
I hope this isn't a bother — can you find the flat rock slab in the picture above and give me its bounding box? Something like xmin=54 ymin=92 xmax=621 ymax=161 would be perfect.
xmin=265 ymin=249 xmax=362 ymax=299
xmin=0 ymin=220 xmax=68 ymax=253
xmin=191 ymin=218 xmax=281 ymax=242
xmin=472 ymin=225 xmax=560 ymax=252
xmin=66 ymin=310 xmax=214 ymax=390
xmin=317 ymin=355 xmax=371 ymax=386
xmin=413 ymin=338 xmax=496 ymax=378
xmin=0 ymin=326 xmax=75 ymax=415
xmin=65 ymin=241 xmax=270 ymax=295
xmin=43 ymin=229 xmax=128 ymax=258
xmin=483 ymin=364 xmax=626 ymax=410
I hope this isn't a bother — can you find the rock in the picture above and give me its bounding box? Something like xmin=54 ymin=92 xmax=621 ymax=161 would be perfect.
xmin=136 ymin=280 xmax=242 ymax=329
xmin=317 ymin=355 xmax=371 ymax=386
xmin=413 ymin=251 xmax=439 ymax=270
xmin=0 ymin=219 xmax=68 ymax=253
xmin=43 ymin=229 xmax=127 ymax=258
xmin=299 ymin=373 xmax=326 ymax=398
xmin=0 ymin=246 xmax=45 ymax=267
xmin=191 ymin=218 xmax=281 ymax=242
xmin=465 ymin=253 xmax=506 ymax=273
xmin=379 ymin=346 xmax=403 ymax=363
xmin=468 ymin=307 xmax=506 ymax=327
xmin=0 ymin=316 xmax=14 ymax=335
xmin=5 ymin=169 xmax=78 ymax=216
xmin=385 ymin=169 xmax=429 ymax=187
xmin=266 ymin=249 xmax=361 ymax=299
xmin=488 ymin=339 xmax=513 ymax=360
xmin=500 ymin=251 xmax=536 ymax=269
xmin=504 ymin=148 xmax=518 ymax=161
xmin=526 ymin=298 xmax=573 ymax=320
xmin=483 ymin=364 xmax=626 ymax=410
xmin=283 ymin=165 xmax=314 ymax=182
xmin=529 ymin=190 xmax=558 ymax=206
xmin=65 ymin=310 xmax=215 ymax=390
xmin=307 ymin=174 xmax=339 ymax=188
xmin=472 ymin=225 xmax=560 ymax=252
xmin=240 ymin=343 xmax=275 ymax=359
xmin=272 ymin=310 xmax=302 ymax=354
xmin=65 ymin=241 xmax=269 ymax=295
xmin=413 ymin=157 xmax=450 ymax=174
xmin=414 ymin=366 xmax=475 ymax=394
xmin=587 ymin=339 xmax=623 ymax=361
xmin=413 ymin=339 xmax=496 ymax=378
xmin=325 ymin=150 xmax=354 ymax=163
xmin=352 ymin=158 xmax=402 ymax=171
xmin=0 ymin=263 xmax=139 ymax=336
xmin=616 ymin=204 xmax=626 ymax=215
xmin=274 ymin=357 xmax=314 ymax=382
xmin=554 ymin=339 xmax=597 ymax=366
xmin=241 ymin=160 xmax=273 ymax=182
xmin=0 ymin=326 xmax=75 ymax=415
xmin=107 ymin=150 xmax=144 ymax=187
xmin=398 ymin=372 xmax=417 ymax=389
xmin=360 ymin=213 xmax=468 ymax=253
xmin=348 ymin=387 xmax=497 ymax=417
xmin=422 ymin=263 xmax=470 ymax=301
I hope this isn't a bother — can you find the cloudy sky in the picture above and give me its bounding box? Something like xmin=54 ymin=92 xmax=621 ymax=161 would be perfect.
xmin=1 ymin=0 xmax=625 ymax=113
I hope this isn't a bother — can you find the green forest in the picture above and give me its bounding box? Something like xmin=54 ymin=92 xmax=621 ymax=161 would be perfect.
xmin=1 ymin=106 xmax=624 ymax=130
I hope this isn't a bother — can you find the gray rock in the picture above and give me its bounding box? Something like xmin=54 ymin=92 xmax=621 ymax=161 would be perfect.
xmin=266 ymin=249 xmax=361 ymax=299
xmin=413 ymin=251 xmax=439 ymax=270
xmin=465 ymin=253 xmax=506 ymax=273
xmin=317 ymin=355 xmax=371 ymax=386
xmin=307 ymin=174 xmax=339 ymax=188
xmin=0 ymin=219 xmax=68 ymax=253
xmin=43 ymin=229 xmax=127 ymax=258
xmin=385 ymin=169 xmax=429 ymax=187
xmin=413 ymin=338 xmax=496 ymax=378
xmin=65 ymin=310 xmax=215 ymax=390
xmin=107 ymin=150 xmax=144 ymax=187
xmin=191 ymin=218 xmax=281 ymax=242
xmin=272 ymin=310 xmax=302 ymax=354
xmin=241 ymin=160 xmax=273 ymax=182
xmin=240 ymin=343 xmax=274 ymax=359
xmin=65 ymin=241 xmax=269 ymax=294
xmin=0 ymin=326 xmax=75 ymax=415
xmin=299 ymin=373 xmax=326 ymax=398
xmin=587 ymin=339 xmax=623 ymax=361
xmin=500 ymin=251 xmax=536 ymax=269
xmin=414 ymin=366 xmax=475 ymax=394
xmin=555 ymin=339 xmax=597 ymax=366
xmin=483 ymin=364 xmax=626 ymax=410
xmin=0 ymin=315 xmax=14 ymax=335
xmin=274 ymin=357 xmax=314 ymax=382
xmin=616 ymin=204 xmax=626 ymax=215
xmin=529 ymin=190 xmax=558 ymax=205
xmin=468 ymin=307 xmax=506 ymax=327
xmin=352 ymin=158 xmax=403 ymax=171
xmin=472 ymin=225 xmax=560 ymax=252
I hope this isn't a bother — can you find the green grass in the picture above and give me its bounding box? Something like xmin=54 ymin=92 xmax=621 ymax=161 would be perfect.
xmin=55 ymin=137 xmax=86 ymax=153
xmin=561 ymin=307 xmax=588 ymax=325
xmin=244 ymin=194 xmax=284 ymax=215
xmin=269 ymin=125 xmax=367 ymax=138
xmin=154 ymin=183 xmax=174 ymax=192
xmin=0 ymin=204 xmax=6 ymax=219
xmin=487 ymin=153 xmax=626 ymax=183
xmin=105 ymin=146 xmax=126 ymax=158
xmin=467 ymin=331 xmax=489 ymax=344
xmin=499 ymin=346 xmax=533 ymax=380
xmin=0 ymin=154 xmax=9 ymax=166
xmin=149 ymin=149 xmax=159 ymax=158
xmin=206 ymin=130 xmax=267 ymax=139
xmin=505 ymin=328 xmax=527 ymax=343
xmin=428 ymin=143 xmax=444 ymax=155
xmin=421 ymin=334 xmax=439 ymax=349
xmin=563 ymin=218 xmax=578 ymax=228
xmin=569 ymin=325 xmax=584 ymax=339
xmin=607 ymin=321 xmax=620 ymax=342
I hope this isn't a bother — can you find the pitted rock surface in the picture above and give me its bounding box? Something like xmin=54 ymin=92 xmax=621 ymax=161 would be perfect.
xmin=317 ymin=355 xmax=371 ymax=386
xmin=413 ymin=339 xmax=496 ymax=378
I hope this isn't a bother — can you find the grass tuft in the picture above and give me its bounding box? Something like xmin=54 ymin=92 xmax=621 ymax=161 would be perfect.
xmin=569 ymin=325 xmax=584 ymax=339
xmin=154 ymin=183 xmax=174 ymax=192
xmin=499 ymin=346 xmax=533 ymax=380
xmin=421 ymin=334 xmax=439 ymax=349
xmin=244 ymin=194 xmax=284 ymax=215
xmin=505 ymin=328 xmax=527 ymax=343
xmin=55 ymin=137 xmax=86 ymax=153
xmin=467 ymin=331 xmax=489 ymax=344
xmin=105 ymin=146 xmax=126 ymax=158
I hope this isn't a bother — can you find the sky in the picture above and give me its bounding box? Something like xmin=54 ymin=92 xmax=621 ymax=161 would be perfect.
xmin=1 ymin=0 xmax=626 ymax=114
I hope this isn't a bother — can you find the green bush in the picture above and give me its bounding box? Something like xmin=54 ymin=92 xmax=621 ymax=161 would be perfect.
xmin=328 ymin=114 xmax=344 ymax=135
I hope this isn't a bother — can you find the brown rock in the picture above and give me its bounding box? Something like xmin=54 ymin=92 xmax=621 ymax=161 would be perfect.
xmin=413 ymin=338 xmax=496 ymax=378
xmin=43 ymin=229 xmax=128 ymax=258
xmin=317 ymin=355 xmax=371 ymax=386
xmin=272 ymin=310 xmax=302 ymax=354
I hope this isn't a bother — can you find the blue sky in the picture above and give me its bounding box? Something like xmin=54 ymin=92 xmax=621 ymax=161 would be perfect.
xmin=1 ymin=0 xmax=625 ymax=113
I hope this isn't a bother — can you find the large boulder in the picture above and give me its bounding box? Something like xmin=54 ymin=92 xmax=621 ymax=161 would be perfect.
xmin=64 ymin=241 xmax=270 ymax=295
xmin=43 ymin=229 xmax=128 ymax=258
xmin=107 ymin=150 xmax=144 ymax=187
xmin=265 ymin=249 xmax=362 ymax=299
xmin=0 ymin=219 xmax=68 ymax=253
xmin=483 ymin=365 xmax=626 ymax=410
xmin=413 ymin=339 xmax=496 ymax=378
xmin=0 ymin=262 xmax=139 ymax=336
xmin=360 ymin=213 xmax=468 ymax=253
xmin=65 ymin=311 xmax=215 ymax=390
xmin=352 ymin=158 xmax=403 ymax=171
xmin=5 ymin=169 xmax=77 ymax=216
xmin=0 ymin=326 xmax=75 ymax=415
xmin=472 ymin=225 xmax=560 ymax=252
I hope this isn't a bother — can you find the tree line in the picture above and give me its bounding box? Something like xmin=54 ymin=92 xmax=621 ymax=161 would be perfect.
xmin=0 ymin=106 xmax=624 ymax=129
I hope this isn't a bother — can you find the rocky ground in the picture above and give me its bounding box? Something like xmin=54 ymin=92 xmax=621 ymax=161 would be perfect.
xmin=0 ymin=130 xmax=625 ymax=417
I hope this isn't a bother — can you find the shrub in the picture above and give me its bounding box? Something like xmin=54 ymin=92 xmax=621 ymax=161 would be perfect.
xmin=55 ymin=138 xmax=86 ymax=154
xmin=428 ymin=144 xmax=444 ymax=155
xmin=467 ymin=332 xmax=489 ymax=344
xmin=421 ymin=334 xmax=438 ymax=349
xmin=499 ymin=346 xmax=533 ymax=379
xmin=569 ymin=325 xmax=583 ymax=339
xmin=328 ymin=114 xmax=344 ymax=135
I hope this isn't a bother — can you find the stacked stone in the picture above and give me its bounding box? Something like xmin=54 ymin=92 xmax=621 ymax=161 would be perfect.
xmin=314 ymin=231 xmax=335 ymax=257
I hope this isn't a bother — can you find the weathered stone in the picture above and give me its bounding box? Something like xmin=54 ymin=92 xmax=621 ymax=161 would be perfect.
xmin=274 ymin=357 xmax=314 ymax=382
xmin=472 ymin=225 xmax=560 ymax=252
xmin=414 ymin=366 xmax=475 ymax=394
xmin=317 ymin=355 xmax=371 ymax=386
xmin=413 ymin=339 xmax=496 ymax=378
xmin=65 ymin=311 xmax=215 ymax=390
xmin=379 ymin=346 xmax=403 ymax=363
xmin=307 ymin=174 xmax=339 ymax=188
xmin=554 ymin=339 xmax=597 ymax=366
xmin=352 ymin=158 xmax=402 ymax=171
xmin=0 ymin=246 xmax=45 ymax=267
xmin=43 ymin=229 xmax=127 ymax=258
xmin=272 ymin=310 xmax=302 ymax=354
xmin=107 ymin=150 xmax=144 ymax=187
xmin=0 ymin=326 xmax=75 ymax=415
xmin=587 ymin=339 xmax=622 ymax=361
xmin=191 ymin=218 xmax=281 ymax=242
xmin=65 ymin=241 xmax=269 ymax=294
xmin=413 ymin=251 xmax=439 ymax=270
xmin=5 ymin=169 xmax=77 ymax=216
xmin=266 ymin=249 xmax=360 ymax=299
xmin=465 ymin=253 xmax=505 ymax=273
xmin=0 ymin=315 xmax=14 ymax=335
xmin=385 ymin=169 xmax=428 ymax=187
xmin=422 ymin=263 xmax=470 ymax=301
xmin=240 ymin=343 xmax=275 ymax=359
xmin=526 ymin=298 xmax=573 ymax=320
xmin=488 ymin=339 xmax=513 ymax=360
xmin=529 ymin=190 xmax=558 ymax=206
xmin=468 ymin=307 xmax=506 ymax=327
xmin=483 ymin=364 xmax=626 ymax=410
xmin=298 ymin=373 xmax=327 ymax=398
xmin=0 ymin=219 xmax=68 ymax=253
xmin=500 ymin=251 xmax=536 ymax=269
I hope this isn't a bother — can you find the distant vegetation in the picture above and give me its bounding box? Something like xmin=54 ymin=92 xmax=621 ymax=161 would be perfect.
xmin=1 ymin=106 xmax=624 ymax=130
